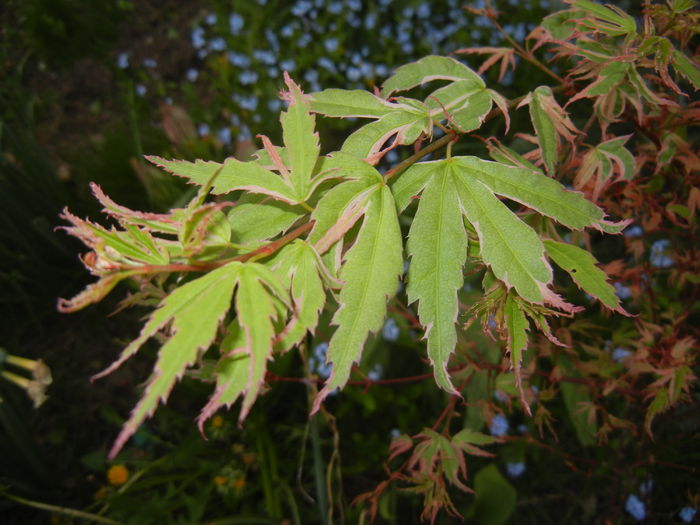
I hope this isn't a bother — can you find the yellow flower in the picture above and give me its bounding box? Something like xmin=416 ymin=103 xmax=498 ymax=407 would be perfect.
xmin=211 ymin=415 xmax=224 ymax=428
xmin=213 ymin=475 xmax=228 ymax=487
xmin=107 ymin=464 xmax=129 ymax=486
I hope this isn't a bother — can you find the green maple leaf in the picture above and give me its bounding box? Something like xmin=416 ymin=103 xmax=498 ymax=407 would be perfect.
xmin=504 ymin=292 xmax=530 ymax=409
xmin=310 ymin=56 xmax=498 ymax=161
xmin=99 ymin=261 xmax=287 ymax=457
xmin=544 ymin=239 xmax=625 ymax=313
xmin=273 ymin=240 xmax=327 ymax=351
xmin=309 ymin=157 xmax=403 ymax=411
xmin=399 ymin=161 xmax=468 ymax=394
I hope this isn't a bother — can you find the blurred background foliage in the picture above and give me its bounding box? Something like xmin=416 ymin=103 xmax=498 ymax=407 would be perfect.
xmin=0 ymin=0 xmax=697 ymax=524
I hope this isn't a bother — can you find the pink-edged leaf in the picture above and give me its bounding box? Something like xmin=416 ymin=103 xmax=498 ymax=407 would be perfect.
xmin=106 ymin=262 xmax=242 ymax=457
xmin=147 ymin=156 xmax=298 ymax=204
xmin=312 ymin=183 xmax=403 ymax=412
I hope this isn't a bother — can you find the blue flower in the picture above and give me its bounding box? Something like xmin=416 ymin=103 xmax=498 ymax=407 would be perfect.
xmin=650 ymin=239 xmax=673 ymax=268
xmin=292 ymin=0 xmax=313 ymax=16
xmin=318 ymin=57 xmax=337 ymax=73
xmin=417 ymin=2 xmax=431 ymax=17
xmin=328 ymin=1 xmax=343 ymax=14
xmin=238 ymin=70 xmax=259 ymax=85
xmin=238 ymin=125 xmax=252 ymax=141
xmin=364 ymin=13 xmax=378 ymax=30
xmin=347 ymin=0 xmax=362 ymax=11
xmin=624 ymin=225 xmax=643 ymax=237
xmin=385 ymin=149 xmax=399 ymax=164
xmin=382 ymin=318 xmax=400 ymax=342
xmin=280 ymin=24 xmax=295 ymax=38
xmin=310 ymin=342 xmax=331 ymax=378
xmin=614 ymin=282 xmax=632 ymax=300
xmin=493 ymin=390 xmax=508 ymax=402
xmin=239 ymin=95 xmax=258 ymax=111
xmin=265 ymin=28 xmax=279 ymax=51
xmin=268 ymin=99 xmax=282 ymax=112
xmin=191 ymin=27 xmax=206 ymax=49
xmin=324 ymin=38 xmax=339 ymax=53
xmin=346 ymin=66 xmax=361 ymax=82
xmin=116 ymin=52 xmax=129 ymax=69
xmin=253 ymin=49 xmax=276 ymax=65
xmin=229 ymin=13 xmax=244 ymax=35
xmin=368 ymin=363 xmax=383 ymax=381
xmin=197 ymin=123 xmax=210 ymax=137
xmin=297 ymin=33 xmax=312 ymax=47
xmin=205 ymin=13 xmax=217 ymax=25
xmin=612 ymin=348 xmax=632 ymax=363
xmin=135 ymin=84 xmax=147 ymax=97
xmin=505 ymin=462 xmax=526 ymax=478
xmin=209 ymin=37 xmax=227 ymax=51
xmin=267 ymin=67 xmax=278 ymax=78
xmin=217 ymin=127 xmax=232 ymax=146
xmin=679 ymin=507 xmax=697 ymax=523
xmin=280 ymin=58 xmax=296 ymax=71
xmin=186 ymin=68 xmax=199 ymax=82
xmin=227 ymin=52 xmax=250 ymax=68
xmin=304 ymin=68 xmax=319 ymax=84
xmin=625 ymin=494 xmax=646 ymax=521
xmin=489 ymin=414 xmax=509 ymax=437
xmin=142 ymin=58 xmax=157 ymax=68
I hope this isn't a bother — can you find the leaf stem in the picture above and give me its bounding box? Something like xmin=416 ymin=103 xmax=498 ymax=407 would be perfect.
xmin=385 ymin=133 xmax=455 ymax=181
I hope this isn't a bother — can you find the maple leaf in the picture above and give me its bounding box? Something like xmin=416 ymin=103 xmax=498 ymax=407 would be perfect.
xmin=308 ymin=154 xmax=403 ymax=411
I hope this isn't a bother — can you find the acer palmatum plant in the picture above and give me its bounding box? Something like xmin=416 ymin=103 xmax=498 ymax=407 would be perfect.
xmin=59 ymin=1 xmax=699 ymax=521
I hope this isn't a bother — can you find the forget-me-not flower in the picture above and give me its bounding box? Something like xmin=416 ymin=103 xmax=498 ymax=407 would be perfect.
xmin=489 ymin=414 xmax=509 ymax=437
xmin=625 ymin=494 xmax=646 ymax=521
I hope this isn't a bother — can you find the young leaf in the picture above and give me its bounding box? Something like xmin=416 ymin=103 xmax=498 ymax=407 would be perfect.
xmin=309 ymin=152 xmax=383 ymax=251
xmin=453 ymin=156 xmax=608 ymax=231
xmin=381 ymin=55 xmax=484 ymax=98
xmin=147 ymin=156 xmax=299 ymax=204
xmin=228 ymin=194 xmax=306 ymax=249
xmin=671 ymin=50 xmax=700 ymax=90
xmin=391 ymin=160 xmax=436 ymax=213
xmin=452 ymin=166 xmax=558 ymax=307
xmin=313 ymin=183 xmax=403 ymax=411
xmin=405 ymin=162 xmax=468 ymax=393
xmin=572 ymin=0 xmax=637 ymax=37
xmin=196 ymin=322 xmax=249 ymax=431
xmin=104 ymin=261 xmax=244 ymax=457
xmin=426 ymin=80 xmax=493 ymax=133
xmin=341 ymin=107 xmax=431 ymax=161
xmin=281 ymin=72 xmax=320 ymax=200
xmin=543 ymin=239 xmax=624 ymax=312
xmin=274 ymin=241 xmax=327 ymax=350
xmin=309 ymin=89 xmax=399 ymax=118
xmin=504 ymin=293 xmax=530 ymax=410
xmin=518 ymin=86 xmax=579 ymax=175
xmin=233 ymin=264 xmax=283 ymax=420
